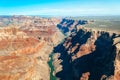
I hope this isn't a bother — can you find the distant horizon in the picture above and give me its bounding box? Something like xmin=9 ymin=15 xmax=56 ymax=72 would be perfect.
xmin=0 ymin=15 xmax=120 ymax=17
xmin=0 ymin=0 xmax=120 ymax=16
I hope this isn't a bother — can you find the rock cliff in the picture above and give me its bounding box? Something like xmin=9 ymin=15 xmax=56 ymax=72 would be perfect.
xmin=0 ymin=16 xmax=64 ymax=80
xmin=53 ymin=19 xmax=120 ymax=80
xmin=0 ymin=16 xmax=120 ymax=80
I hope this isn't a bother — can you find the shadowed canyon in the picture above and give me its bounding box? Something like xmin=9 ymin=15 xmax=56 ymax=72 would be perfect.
xmin=0 ymin=16 xmax=120 ymax=80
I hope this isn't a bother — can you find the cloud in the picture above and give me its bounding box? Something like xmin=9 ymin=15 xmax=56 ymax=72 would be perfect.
xmin=0 ymin=7 xmax=120 ymax=16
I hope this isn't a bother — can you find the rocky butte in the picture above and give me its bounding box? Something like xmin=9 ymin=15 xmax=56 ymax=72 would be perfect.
xmin=0 ymin=16 xmax=120 ymax=80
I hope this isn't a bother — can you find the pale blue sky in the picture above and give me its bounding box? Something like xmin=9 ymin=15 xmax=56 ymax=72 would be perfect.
xmin=0 ymin=0 xmax=120 ymax=16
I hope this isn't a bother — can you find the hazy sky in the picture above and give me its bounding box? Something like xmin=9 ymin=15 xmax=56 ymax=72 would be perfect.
xmin=0 ymin=0 xmax=120 ymax=16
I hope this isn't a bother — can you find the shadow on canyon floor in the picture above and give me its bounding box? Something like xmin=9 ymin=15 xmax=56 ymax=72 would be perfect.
xmin=53 ymin=31 xmax=118 ymax=80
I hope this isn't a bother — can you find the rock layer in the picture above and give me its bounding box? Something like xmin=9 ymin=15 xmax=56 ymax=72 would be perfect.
xmin=0 ymin=16 xmax=64 ymax=80
xmin=0 ymin=16 xmax=120 ymax=80
xmin=53 ymin=18 xmax=120 ymax=80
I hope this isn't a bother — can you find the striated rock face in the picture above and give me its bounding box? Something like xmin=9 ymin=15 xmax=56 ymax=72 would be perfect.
xmin=0 ymin=16 xmax=60 ymax=27
xmin=0 ymin=27 xmax=42 ymax=56
xmin=0 ymin=56 xmax=35 ymax=80
xmin=0 ymin=16 xmax=120 ymax=80
xmin=0 ymin=27 xmax=46 ymax=80
xmin=53 ymin=18 xmax=120 ymax=80
xmin=0 ymin=16 xmax=65 ymax=80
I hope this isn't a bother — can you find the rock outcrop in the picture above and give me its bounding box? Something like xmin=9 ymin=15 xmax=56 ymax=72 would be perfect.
xmin=0 ymin=27 xmax=47 ymax=80
xmin=114 ymin=38 xmax=120 ymax=80
xmin=0 ymin=16 xmax=64 ymax=80
xmin=53 ymin=18 xmax=120 ymax=80
xmin=57 ymin=18 xmax=88 ymax=35
xmin=0 ymin=56 xmax=35 ymax=80
xmin=0 ymin=16 xmax=120 ymax=80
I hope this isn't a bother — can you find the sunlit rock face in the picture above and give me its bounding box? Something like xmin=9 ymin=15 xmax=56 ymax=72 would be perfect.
xmin=0 ymin=16 xmax=120 ymax=80
xmin=0 ymin=56 xmax=35 ymax=80
xmin=0 ymin=16 xmax=64 ymax=80
xmin=114 ymin=37 xmax=120 ymax=80
xmin=0 ymin=27 xmax=45 ymax=80
xmin=53 ymin=18 xmax=120 ymax=80
xmin=0 ymin=27 xmax=42 ymax=56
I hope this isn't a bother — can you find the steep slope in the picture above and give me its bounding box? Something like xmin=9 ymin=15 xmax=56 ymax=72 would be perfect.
xmin=0 ymin=16 xmax=119 ymax=80
xmin=114 ymin=38 xmax=120 ymax=80
xmin=0 ymin=16 xmax=64 ymax=80
xmin=53 ymin=19 xmax=120 ymax=80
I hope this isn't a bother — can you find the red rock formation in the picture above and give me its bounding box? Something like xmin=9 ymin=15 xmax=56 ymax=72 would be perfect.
xmin=0 ymin=27 xmax=43 ymax=80
xmin=0 ymin=16 xmax=64 ymax=80
xmin=53 ymin=26 xmax=120 ymax=80
xmin=0 ymin=56 xmax=36 ymax=80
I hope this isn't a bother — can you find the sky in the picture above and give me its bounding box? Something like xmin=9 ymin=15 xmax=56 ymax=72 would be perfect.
xmin=0 ymin=0 xmax=120 ymax=16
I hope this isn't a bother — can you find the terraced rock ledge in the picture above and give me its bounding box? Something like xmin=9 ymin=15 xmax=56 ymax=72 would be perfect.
xmin=52 ymin=19 xmax=120 ymax=80
xmin=0 ymin=16 xmax=120 ymax=80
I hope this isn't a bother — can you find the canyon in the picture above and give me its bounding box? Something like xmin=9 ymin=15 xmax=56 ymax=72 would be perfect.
xmin=53 ymin=18 xmax=120 ymax=80
xmin=0 ymin=16 xmax=120 ymax=80
xmin=0 ymin=16 xmax=64 ymax=80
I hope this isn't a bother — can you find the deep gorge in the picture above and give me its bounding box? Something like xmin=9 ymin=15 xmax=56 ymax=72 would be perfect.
xmin=0 ymin=16 xmax=119 ymax=80
xmin=50 ymin=18 xmax=120 ymax=80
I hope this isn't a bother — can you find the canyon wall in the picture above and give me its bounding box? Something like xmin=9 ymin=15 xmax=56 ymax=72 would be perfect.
xmin=0 ymin=16 xmax=64 ymax=80
xmin=53 ymin=19 xmax=120 ymax=80
xmin=0 ymin=16 xmax=120 ymax=80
